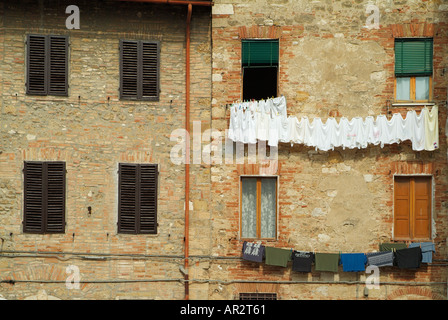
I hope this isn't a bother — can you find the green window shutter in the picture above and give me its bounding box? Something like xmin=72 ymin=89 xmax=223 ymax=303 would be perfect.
xmin=395 ymin=38 xmax=433 ymax=76
xmin=242 ymin=39 xmax=279 ymax=67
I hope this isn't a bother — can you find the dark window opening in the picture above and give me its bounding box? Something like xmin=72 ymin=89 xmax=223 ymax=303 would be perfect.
xmin=241 ymin=39 xmax=279 ymax=101
xmin=242 ymin=66 xmax=278 ymax=101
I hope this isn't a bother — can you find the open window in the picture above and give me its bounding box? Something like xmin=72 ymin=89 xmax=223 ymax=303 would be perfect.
xmin=394 ymin=38 xmax=433 ymax=102
xmin=242 ymin=39 xmax=279 ymax=100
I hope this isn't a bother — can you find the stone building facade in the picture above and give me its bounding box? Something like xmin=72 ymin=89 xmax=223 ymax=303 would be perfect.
xmin=207 ymin=0 xmax=448 ymax=300
xmin=0 ymin=0 xmax=213 ymax=300
xmin=0 ymin=0 xmax=447 ymax=300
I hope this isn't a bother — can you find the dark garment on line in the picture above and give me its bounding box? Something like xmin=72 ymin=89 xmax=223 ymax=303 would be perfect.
xmin=242 ymin=241 xmax=264 ymax=263
xmin=292 ymin=251 xmax=315 ymax=272
xmin=264 ymin=246 xmax=292 ymax=267
xmin=315 ymin=253 xmax=339 ymax=272
xmin=379 ymin=243 xmax=407 ymax=252
xmin=408 ymin=242 xmax=435 ymax=263
xmin=340 ymin=253 xmax=367 ymax=272
xmin=366 ymin=251 xmax=394 ymax=267
xmin=394 ymin=247 xmax=422 ymax=269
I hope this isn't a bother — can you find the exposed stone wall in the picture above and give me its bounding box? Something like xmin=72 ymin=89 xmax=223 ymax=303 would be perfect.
xmin=208 ymin=0 xmax=448 ymax=300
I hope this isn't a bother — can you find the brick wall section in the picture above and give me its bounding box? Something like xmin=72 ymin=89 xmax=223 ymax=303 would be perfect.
xmin=0 ymin=1 xmax=212 ymax=300
xmin=0 ymin=0 xmax=447 ymax=300
xmin=209 ymin=0 xmax=448 ymax=299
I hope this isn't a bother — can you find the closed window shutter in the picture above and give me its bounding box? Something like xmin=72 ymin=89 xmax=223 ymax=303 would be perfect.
xmin=394 ymin=177 xmax=411 ymax=239
xmin=120 ymin=40 xmax=139 ymax=99
xmin=395 ymin=38 xmax=433 ymax=76
xmin=48 ymin=36 xmax=68 ymax=96
xmin=27 ymin=35 xmax=47 ymax=95
xmin=23 ymin=161 xmax=65 ymax=234
xmin=120 ymin=40 xmax=160 ymax=101
xmin=139 ymin=164 xmax=158 ymax=234
xmin=242 ymin=39 xmax=279 ymax=67
xmin=118 ymin=164 xmax=158 ymax=234
xmin=23 ymin=162 xmax=45 ymax=233
xmin=45 ymin=162 xmax=66 ymax=233
xmin=413 ymin=177 xmax=431 ymax=239
xmin=394 ymin=176 xmax=431 ymax=240
xmin=118 ymin=164 xmax=138 ymax=233
xmin=141 ymin=41 xmax=160 ymax=100
xmin=26 ymin=35 xmax=68 ymax=96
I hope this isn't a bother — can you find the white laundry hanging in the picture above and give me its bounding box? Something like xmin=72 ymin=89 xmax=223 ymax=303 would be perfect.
xmin=424 ymin=105 xmax=439 ymax=151
xmin=256 ymin=100 xmax=270 ymax=142
xmin=227 ymin=97 xmax=437 ymax=152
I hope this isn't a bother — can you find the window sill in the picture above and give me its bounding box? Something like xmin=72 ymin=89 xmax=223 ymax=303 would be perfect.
xmin=393 ymin=238 xmax=432 ymax=242
xmin=391 ymin=102 xmax=435 ymax=107
xmin=239 ymin=237 xmax=277 ymax=242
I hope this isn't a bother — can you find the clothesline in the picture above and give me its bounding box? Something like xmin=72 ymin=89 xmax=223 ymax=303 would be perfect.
xmin=242 ymin=241 xmax=436 ymax=272
xmin=227 ymin=96 xmax=439 ymax=152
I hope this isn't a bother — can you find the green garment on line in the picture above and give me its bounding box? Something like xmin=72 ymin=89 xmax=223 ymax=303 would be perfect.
xmin=379 ymin=243 xmax=407 ymax=252
xmin=315 ymin=253 xmax=340 ymax=272
xmin=264 ymin=247 xmax=292 ymax=267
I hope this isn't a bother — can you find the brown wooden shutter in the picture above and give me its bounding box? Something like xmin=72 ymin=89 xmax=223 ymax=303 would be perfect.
xmin=118 ymin=163 xmax=158 ymax=234
xmin=45 ymin=162 xmax=66 ymax=233
xmin=48 ymin=36 xmax=68 ymax=96
xmin=120 ymin=40 xmax=139 ymax=99
xmin=413 ymin=176 xmax=431 ymax=239
xmin=118 ymin=164 xmax=138 ymax=233
xmin=394 ymin=176 xmax=432 ymax=240
xmin=23 ymin=162 xmax=45 ymax=233
xmin=23 ymin=161 xmax=65 ymax=234
xmin=394 ymin=177 xmax=411 ymax=239
xmin=139 ymin=164 xmax=158 ymax=234
xmin=120 ymin=40 xmax=160 ymax=101
xmin=27 ymin=35 xmax=68 ymax=96
xmin=27 ymin=35 xmax=47 ymax=95
xmin=141 ymin=41 xmax=159 ymax=101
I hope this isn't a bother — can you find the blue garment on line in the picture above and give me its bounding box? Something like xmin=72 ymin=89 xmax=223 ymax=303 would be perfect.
xmin=408 ymin=242 xmax=435 ymax=263
xmin=340 ymin=253 xmax=367 ymax=272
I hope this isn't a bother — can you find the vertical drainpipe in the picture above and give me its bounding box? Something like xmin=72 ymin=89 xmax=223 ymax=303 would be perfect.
xmin=185 ymin=3 xmax=192 ymax=301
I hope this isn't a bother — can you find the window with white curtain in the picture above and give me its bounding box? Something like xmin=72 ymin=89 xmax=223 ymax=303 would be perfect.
xmin=241 ymin=177 xmax=277 ymax=239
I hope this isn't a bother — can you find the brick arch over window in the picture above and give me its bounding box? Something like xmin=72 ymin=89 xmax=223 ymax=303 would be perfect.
xmin=237 ymin=26 xmax=283 ymax=101
xmin=2 ymin=262 xmax=96 ymax=294
xmin=234 ymin=282 xmax=280 ymax=299
xmin=238 ymin=26 xmax=282 ymax=40
xmin=390 ymin=22 xmax=434 ymax=38
xmin=387 ymin=287 xmax=445 ymax=300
